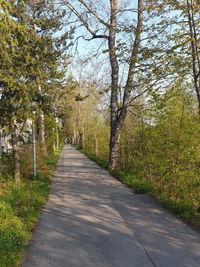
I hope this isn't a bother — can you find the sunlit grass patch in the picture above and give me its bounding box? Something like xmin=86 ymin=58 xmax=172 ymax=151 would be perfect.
xmin=110 ymin=169 xmax=153 ymax=194
xmin=0 ymin=147 xmax=62 ymax=267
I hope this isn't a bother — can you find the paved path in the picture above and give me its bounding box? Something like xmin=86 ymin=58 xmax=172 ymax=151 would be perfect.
xmin=23 ymin=145 xmax=200 ymax=267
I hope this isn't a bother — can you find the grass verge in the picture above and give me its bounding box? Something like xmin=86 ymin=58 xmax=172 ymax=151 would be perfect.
xmin=78 ymin=148 xmax=200 ymax=230
xmin=0 ymin=148 xmax=62 ymax=267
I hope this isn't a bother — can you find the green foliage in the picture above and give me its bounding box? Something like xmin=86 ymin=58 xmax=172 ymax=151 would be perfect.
xmin=119 ymin=86 xmax=200 ymax=224
xmin=0 ymin=153 xmax=13 ymax=179
xmin=63 ymin=82 xmax=110 ymax=162
xmin=0 ymin=0 xmax=39 ymax=131
xmin=133 ymin=180 xmax=153 ymax=194
xmin=0 ymin=148 xmax=62 ymax=266
xmin=162 ymin=199 xmax=195 ymax=219
xmin=0 ymin=199 xmax=26 ymax=266
xmin=80 ymin=83 xmax=200 ymax=228
xmin=110 ymin=170 xmax=153 ymax=194
xmin=0 ymin=0 xmax=70 ymax=182
xmin=45 ymin=148 xmax=62 ymax=169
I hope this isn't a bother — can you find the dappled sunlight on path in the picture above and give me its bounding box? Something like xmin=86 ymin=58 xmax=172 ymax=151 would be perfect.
xmin=23 ymin=145 xmax=200 ymax=267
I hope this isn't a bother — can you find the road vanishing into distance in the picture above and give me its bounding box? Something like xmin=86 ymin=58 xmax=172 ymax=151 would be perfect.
xmin=23 ymin=145 xmax=200 ymax=267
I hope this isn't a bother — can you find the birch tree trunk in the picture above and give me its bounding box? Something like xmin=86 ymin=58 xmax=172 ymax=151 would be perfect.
xmin=108 ymin=0 xmax=144 ymax=169
xmin=108 ymin=0 xmax=121 ymax=169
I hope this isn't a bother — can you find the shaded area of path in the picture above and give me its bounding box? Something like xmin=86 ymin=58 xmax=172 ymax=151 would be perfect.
xmin=23 ymin=145 xmax=200 ymax=267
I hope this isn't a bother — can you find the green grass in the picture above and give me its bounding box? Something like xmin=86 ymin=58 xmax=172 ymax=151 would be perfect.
xmin=0 ymin=148 xmax=62 ymax=267
xmin=161 ymin=199 xmax=200 ymax=228
xmin=110 ymin=169 xmax=153 ymax=194
xmin=162 ymin=199 xmax=195 ymax=218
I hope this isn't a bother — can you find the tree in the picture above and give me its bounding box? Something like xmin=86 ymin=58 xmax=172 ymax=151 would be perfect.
xmin=185 ymin=0 xmax=200 ymax=113
xmin=63 ymin=0 xmax=144 ymax=169
xmin=145 ymin=0 xmax=200 ymax=113
xmin=0 ymin=0 xmax=38 ymax=182
xmin=23 ymin=0 xmax=67 ymax=158
xmin=0 ymin=0 xmax=68 ymax=181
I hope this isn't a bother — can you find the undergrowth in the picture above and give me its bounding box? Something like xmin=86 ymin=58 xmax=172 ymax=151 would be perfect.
xmin=0 ymin=148 xmax=62 ymax=267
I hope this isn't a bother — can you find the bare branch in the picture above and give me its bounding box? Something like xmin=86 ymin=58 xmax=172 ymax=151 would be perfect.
xmin=64 ymin=1 xmax=109 ymax=39
xmin=117 ymin=8 xmax=138 ymax=14
xmin=118 ymin=0 xmax=144 ymax=123
xmin=77 ymin=0 xmax=110 ymax=28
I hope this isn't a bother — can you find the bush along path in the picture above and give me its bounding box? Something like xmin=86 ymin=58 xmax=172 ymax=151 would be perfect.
xmin=0 ymin=148 xmax=62 ymax=267
xmin=23 ymin=145 xmax=200 ymax=267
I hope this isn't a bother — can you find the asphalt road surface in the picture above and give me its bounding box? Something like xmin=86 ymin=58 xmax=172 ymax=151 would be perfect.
xmin=23 ymin=145 xmax=200 ymax=267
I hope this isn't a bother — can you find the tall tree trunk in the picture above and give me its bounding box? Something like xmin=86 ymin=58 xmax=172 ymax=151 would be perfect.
xmin=72 ymin=128 xmax=76 ymax=145
xmin=11 ymin=122 xmax=20 ymax=183
xmin=56 ymin=126 xmax=59 ymax=149
xmin=82 ymin=130 xmax=85 ymax=149
xmin=108 ymin=0 xmax=144 ymax=169
xmin=52 ymin=127 xmax=56 ymax=151
xmin=79 ymin=132 xmax=83 ymax=149
xmin=38 ymin=82 xmax=48 ymax=158
xmin=108 ymin=0 xmax=120 ymax=169
xmin=109 ymin=123 xmax=121 ymax=169
xmin=39 ymin=111 xmax=48 ymax=158
xmin=76 ymin=132 xmax=80 ymax=147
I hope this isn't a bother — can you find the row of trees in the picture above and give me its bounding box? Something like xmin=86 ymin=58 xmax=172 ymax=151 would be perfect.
xmin=0 ymin=0 xmax=72 ymax=182
xmin=61 ymin=0 xmax=200 ymax=209
xmin=62 ymin=0 xmax=200 ymax=169
xmin=69 ymin=79 xmax=200 ymax=208
xmin=0 ymin=0 xmax=199 ymax=186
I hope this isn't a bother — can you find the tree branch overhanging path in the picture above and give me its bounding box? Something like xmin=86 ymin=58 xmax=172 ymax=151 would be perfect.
xmin=63 ymin=0 xmax=144 ymax=169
